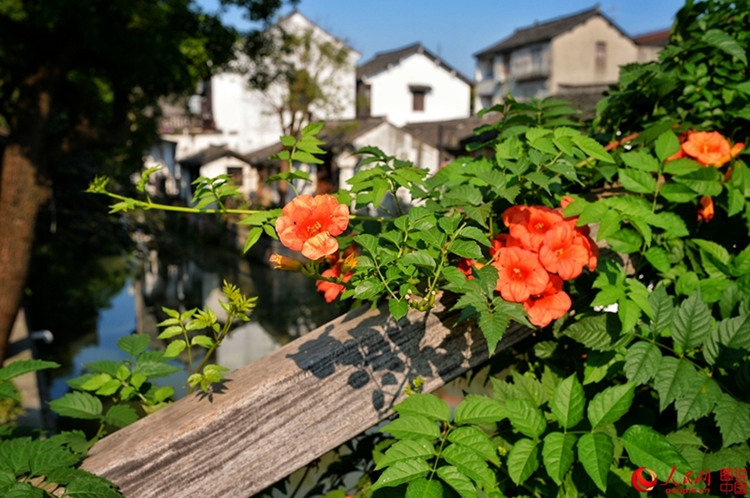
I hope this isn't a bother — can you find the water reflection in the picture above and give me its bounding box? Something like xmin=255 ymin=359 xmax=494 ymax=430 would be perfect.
xmin=39 ymin=223 xmax=344 ymax=403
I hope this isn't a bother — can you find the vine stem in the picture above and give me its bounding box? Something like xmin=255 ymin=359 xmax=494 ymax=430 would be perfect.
xmin=188 ymin=317 xmax=234 ymax=394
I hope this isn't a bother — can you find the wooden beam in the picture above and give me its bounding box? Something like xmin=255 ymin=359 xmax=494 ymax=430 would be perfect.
xmin=81 ymin=295 xmax=532 ymax=497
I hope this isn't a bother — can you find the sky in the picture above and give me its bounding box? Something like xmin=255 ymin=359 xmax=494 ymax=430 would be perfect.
xmin=198 ymin=0 xmax=686 ymax=78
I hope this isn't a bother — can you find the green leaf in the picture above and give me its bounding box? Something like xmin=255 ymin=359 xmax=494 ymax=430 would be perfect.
xmin=621 ymin=425 xmax=690 ymax=482
xmin=157 ymin=325 xmax=183 ymax=340
xmin=506 ymin=398 xmax=547 ymax=438
xmin=436 ymin=466 xmax=477 ymax=498
xmin=619 ymin=168 xmax=657 ymax=194
xmin=381 ymin=415 xmax=441 ymax=441
xmin=405 ymin=478 xmax=443 ymax=498
xmin=49 ymin=392 xmax=103 ymax=420
xmin=705 ymin=314 xmax=750 ymax=365
xmin=131 ymin=361 xmax=180 ymax=379
xmin=577 ymin=432 xmax=613 ymax=493
xmin=659 ymin=182 xmax=697 ymax=203
xmin=164 ymin=339 xmax=187 ymax=358
xmin=714 ymin=393 xmax=750 ymax=447
xmin=104 ymin=404 xmax=139 ymax=428
xmin=550 ymin=374 xmax=585 ymax=430
xmin=703 ymin=28 xmax=748 ymax=65
xmin=617 ymin=298 xmax=641 ymax=334
xmin=301 ymin=122 xmax=324 ymax=136
xmin=654 ymin=130 xmax=681 ymax=163
xmin=649 ymin=286 xmax=674 ymax=336
xmin=447 ymin=426 xmax=499 ymax=466
xmin=79 ymin=373 xmax=112 ymax=392
xmin=442 ymin=444 xmax=495 ymax=489
xmin=448 ymin=239 xmax=483 ymax=259
xmin=243 ymin=226 xmax=263 ymax=253
xmin=190 ymin=335 xmax=215 ymax=349
xmin=621 ymin=150 xmax=659 ymax=172
xmin=644 ymin=246 xmax=671 ymax=273
xmin=0 ymin=360 xmax=59 ymax=381
xmin=506 ymin=438 xmax=539 ymax=486
xmin=587 ymin=382 xmax=635 ymax=428
xmin=671 ymin=289 xmax=712 ymax=350
xmin=674 ymin=371 xmax=720 ymax=427
xmin=394 ymin=393 xmax=451 ymax=422
xmin=400 ymin=251 xmax=436 ymax=270
xmin=117 ymin=334 xmax=151 ymax=357
xmin=542 ymin=432 xmax=577 ymax=486
xmin=153 ymin=386 xmax=173 ymax=403
xmin=563 ymin=314 xmax=625 ymax=351
xmin=374 ymin=439 xmax=434 ymax=471
xmin=388 ymin=299 xmax=409 ymax=321
xmin=606 ymin=228 xmax=643 ymax=253
xmin=0 ymin=383 xmax=19 ymax=402
xmin=663 ymin=158 xmax=701 ymax=176
xmin=353 ymin=279 xmax=384 ymax=300
xmin=571 ymin=135 xmax=614 ymax=163
xmin=478 ymin=309 xmax=510 ymax=355
xmin=28 ymin=443 xmax=79 ymax=477
xmin=624 ymin=341 xmax=662 ymax=385
xmin=63 ymin=475 xmax=122 ymax=498
xmin=454 ymin=395 xmax=507 ymax=425
xmin=354 ymin=233 xmax=379 ymax=255
xmin=83 ymin=360 xmax=122 ymax=378
xmin=291 ymin=150 xmax=323 ymax=164
xmin=95 ymin=379 xmax=121 ymax=397
xmin=653 ymin=357 xmax=696 ymax=412
xmin=673 ymin=168 xmax=722 ymax=196
xmin=459 ymin=226 xmax=491 ymax=246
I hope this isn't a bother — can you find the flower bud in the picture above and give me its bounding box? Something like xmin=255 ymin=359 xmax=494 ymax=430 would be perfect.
xmin=269 ymin=254 xmax=302 ymax=271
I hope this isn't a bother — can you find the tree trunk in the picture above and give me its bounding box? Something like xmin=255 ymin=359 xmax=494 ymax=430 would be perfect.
xmin=0 ymin=143 xmax=48 ymax=363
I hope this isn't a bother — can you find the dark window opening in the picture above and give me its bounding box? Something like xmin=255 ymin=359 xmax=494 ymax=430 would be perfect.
xmin=595 ymin=41 xmax=606 ymax=68
xmin=409 ymin=84 xmax=430 ymax=112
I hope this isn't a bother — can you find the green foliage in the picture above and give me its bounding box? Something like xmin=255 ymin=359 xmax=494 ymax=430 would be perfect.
xmin=83 ymin=1 xmax=750 ymax=495
xmin=0 ymin=361 xmax=121 ymax=497
xmin=596 ymin=0 xmax=750 ymax=136
xmin=158 ymin=280 xmax=256 ymax=393
xmin=50 ymin=333 xmax=179 ymax=433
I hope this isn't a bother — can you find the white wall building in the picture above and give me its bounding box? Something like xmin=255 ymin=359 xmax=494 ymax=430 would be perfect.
xmin=161 ymin=10 xmax=361 ymax=161
xmin=357 ymin=43 xmax=473 ymax=127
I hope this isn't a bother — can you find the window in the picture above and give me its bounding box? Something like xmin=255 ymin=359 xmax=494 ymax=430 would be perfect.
xmin=409 ymin=85 xmax=430 ymax=112
xmin=227 ymin=167 xmax=243 ymax=186
xmin=531 ymin=47 xmax=543 ymax=73
xmin=595 ymin=41 xmax=606 ymax=68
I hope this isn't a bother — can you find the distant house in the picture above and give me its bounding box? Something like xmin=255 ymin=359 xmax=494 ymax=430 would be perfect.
xmin=245 ymin=117 xmax=442 ymax=204
xmin=159 ymin=10 xmax=361 ymax=161
xmin=473 ymin=6 xmax=669 ymax=111
xmin=357 ymin=43 xmax=473 ymax=127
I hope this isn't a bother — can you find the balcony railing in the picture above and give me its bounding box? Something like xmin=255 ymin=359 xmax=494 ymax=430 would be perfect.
xmin=158 ymin=115 xmax=216 ymax=134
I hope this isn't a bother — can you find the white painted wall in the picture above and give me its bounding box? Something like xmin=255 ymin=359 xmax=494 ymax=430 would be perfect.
xmin=169 ymin=11 xmax=360 ymax=161
xmin=363 ymin=51 xmax=471 ymax=127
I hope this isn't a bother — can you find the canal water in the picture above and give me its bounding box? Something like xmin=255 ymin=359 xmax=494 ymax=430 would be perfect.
xmin=33 ymin=219 xmax=344 ymax=403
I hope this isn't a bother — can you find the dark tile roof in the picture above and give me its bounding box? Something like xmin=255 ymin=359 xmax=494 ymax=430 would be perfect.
xmin=633 ymin=28 xmax=671 ymax=46
xmin=178 ymin=145 xmax=250 ymax=169
xmin=474 ymin=6 xmax=627 ymax=57
xmin=358 ymin=42 xmax=472 ymax=85
xmin=245 ymin=117 xmax=389 ymax=164
xmin=401 ymin=115 xmax=499 ymax=153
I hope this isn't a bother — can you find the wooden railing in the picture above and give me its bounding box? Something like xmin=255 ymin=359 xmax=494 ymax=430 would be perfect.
xmin=80 ymin=295 xmax=532 ymax=497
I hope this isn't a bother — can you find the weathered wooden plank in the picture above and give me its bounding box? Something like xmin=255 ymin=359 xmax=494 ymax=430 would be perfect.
xmin=81 ymin=295 xmax=531 ymax=497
